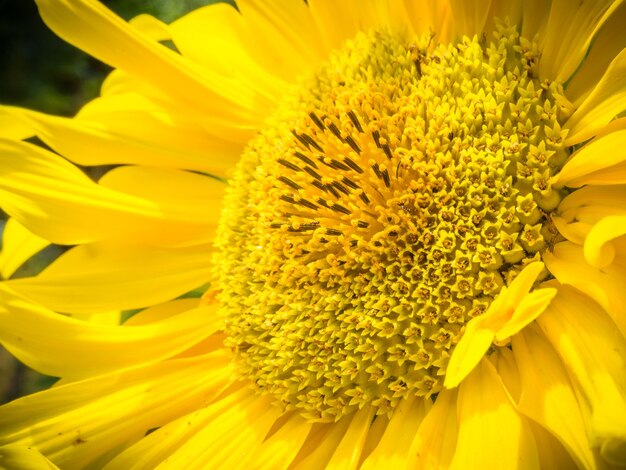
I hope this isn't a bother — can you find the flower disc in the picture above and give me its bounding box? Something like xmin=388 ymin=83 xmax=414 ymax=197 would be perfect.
xmin=215 ymin=24 xmax=569 ymax=421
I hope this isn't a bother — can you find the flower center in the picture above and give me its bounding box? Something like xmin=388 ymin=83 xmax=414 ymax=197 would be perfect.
xmin=214 ymin=23 xmax=569 ymax=421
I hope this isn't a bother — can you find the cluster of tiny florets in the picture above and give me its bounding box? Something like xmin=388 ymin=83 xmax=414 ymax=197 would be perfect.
xmin=214 ymin=22 xmax=570 ymax=421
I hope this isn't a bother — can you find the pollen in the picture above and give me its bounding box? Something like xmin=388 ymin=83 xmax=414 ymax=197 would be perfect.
xmin=214 ymin=23 xmax=570 ymax=421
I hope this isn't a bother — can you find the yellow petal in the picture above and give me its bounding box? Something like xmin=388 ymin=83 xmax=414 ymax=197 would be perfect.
xmin=326 ymin=406 xmax=375 ymax=470
xmin=406 ymin=389 xmax=458 ymax=470
xmin=0 ymin=445 xmax=59 ymax=470
xmin=565 ymin=48 xmax=626 ymax=145
xmin=0 ymin=218 xmax=49 ymax=279
xmin=544 ymin=242 xmax=626 ymax=337
xmin=403 ymin=0 xmax=452 ymax=40
xmin=512 ymin=324 xmax=596 ymax=469
xmin=445 ymin=262 xmax=554 ymax=388
xmin=0 ymin=285 xmax=220 ymax=378
xmin=0 ymin=352 xmax=233 ymax=469
xmin=101 ymin=385 xmax=246 ymax=469
xmin=565 ymin=2 xmax=626 ymax=105
xmin=5 ymin=242 xmax=213 ymax=315
xmin=520 ymin=0 xmax=551 ymax=44
xmin=0 ymin=110 xmax=34 ymax=140
xmin=128 ymin=14 xmax=170 ymax=42
xmin=493 ymin=287 xmax=557 ymax=341
xmin=360 ymin=396 xmax=428 ymax=469
xmin=450 ymin=358 xmax=540 ymax=469
xmin=239 ymin=412 xmax=313 ymax=470
xmin=448 ymin=0 xmax=493 ymax=37
xmin=555 ymin=128 xmax=626 ymax=188
xmin=526 ymin=419 xmax=580 ymax=470
xmin=171 ymin=4 xmax=285 ymax=101
xmin=444 ymin=322 xmax=495 ymax=389
xmin=539 ymin=0 xmax=623 ymax=82
xmin=307 ymin=0 xmax=407 ymax=52
xmin=537 ymin=285 xmax=626 ymax=465
xmin=584 ymin=215 xmax=626 ymax=268
xmin=291 ymin=419 xmax=352 ymax=468
xmin=235 ymin=0 xmax=325 ymax=77
xmin=34 ymin=0 xmax=268 ymax=132
xmin=5 ymin=103 xmax=242 ymax=176
xmin=153 ymin=390 xmax=282 ymax=470
xmin=0 ymin=139 xmax=220 ymax=246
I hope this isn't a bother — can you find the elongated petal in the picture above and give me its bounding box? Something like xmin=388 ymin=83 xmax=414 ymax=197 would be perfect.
xmin=0 ymin=446 xmax=59 ymax=470
xmin=445 ymin=262 xmax=555 ymax=388
xmin=403 ymin=0 xmax=452 ymax=39
xmin=584 ymin=215 xmax=626 ymax=268
xmin=169 ymin=3 xmax=288 ymax=92
xmin=148 ymin=389 xmax=282 ymax=470
xmin=448 ymin=0 xmax=493 ymax=37
xmin=291 ymin=420 xmax=352 ymax=468
xmin=0 ymin=285 xmax=220 ymax=378
xmin=537 ymin=286 xmax=626 ymax=465
xmin=565 ymin=48 xmax=626 ymax=145
xmin=235 ymin=0 xmax=325 ymax=76
xmin=325 ymin=406 xmax=375 ymax=469
xmin=0 ymin=352 xmax=233 ymax=469
xmin=539 ymin=0 xmax=623 ymax=82
xmin=0 ymin=139 xmax=220 ymax=245
xmin=556 ymin=129 xmax=626 ymax=187
xmin=4 ymin=103 xmax=242 ymax=176
xmin=5 ymin=242 xmax=213 ymax=315
xmin=565 ymin=2 xmax=626 ymax=105
xmin=0 ymin=219 xmax=48 ymax=279
xmin=406 ymin=389 xmax=458 ymax=469
xmin=35 ymin=0 xmax=269 ymax=132
xmin=450 ymin=358 xmax=540 ymax=469
xmin=360 ymin=397 xmax=428 ymax=468
xmin=512 ymin=324 xmax=596 ymax=469
xmin=238 ymin=413 xmax=313 ymax=470
xmin=544 ymin=242 xmax=626 ymax=336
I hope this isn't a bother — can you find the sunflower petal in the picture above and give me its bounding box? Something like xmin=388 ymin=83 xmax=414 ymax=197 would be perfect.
xmin=539 ymin=0 xmax=623 ymax=82
xmin=4 ymin=103 xmax=242 ymax=176
xmin=0 ymin=285 xmax=220 ymax=378
xmin=583 ymin=215 xmax=626 ymax=268
xmin=512 ymin=324 xmax=596 ymax=469
xmin=445 ymin=262 xmax=555 ymax=388
xmin=0 ymin=139 xmax=219 ymax=245
xmin=450 ymin=358 xmax=540 ymax=469
xmin=448 ymin=0 xmax=493 ymax=37
xmin=5 ymin=242 xmax=213 ymax=315
xmin=544 ymin=242 xmax=626 ymax=337
xmin=153 ymin=390 xmax=282 ymax=470
xmin=0 ymin=445 xmax=60 ymax=470
xmin=565 ymin=2 xmax=626 ymax=105
xmin=0 ymin=219 xmax=49 ymax=279
xmin=406 ymin=389 xmax=458 ymax=469
xmin=565 ymin=48 xmax=626 ymax=145
xmin=360 ymin=397 xmax=428 ymax=468
xmin=537 ymin=286 xmax=626 ymax=465
xmin=240 ymin=413 xmax=313 ymax=470
xmin=235 ymin=0 xmax=325 ymax=77
xmin=325 ymin=406 xmax=375 ymax=470
xmin=556 ymin=128 xmax=626 ymax=187
xmin=34 ymin=0 xmax=268 ymax=130
xmin=0 ymin=352 xmax=233 ymax=469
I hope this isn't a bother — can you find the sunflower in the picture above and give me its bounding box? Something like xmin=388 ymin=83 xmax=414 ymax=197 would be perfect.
xmin=1 ymin=0 xmax=626 ymax=468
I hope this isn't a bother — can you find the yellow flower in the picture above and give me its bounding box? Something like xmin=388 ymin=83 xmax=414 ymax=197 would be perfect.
xmin=1 ymin=0 xmax=626 ymax=467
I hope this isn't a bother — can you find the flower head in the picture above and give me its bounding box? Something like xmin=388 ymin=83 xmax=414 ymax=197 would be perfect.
xmin=1 ymin=0 xmax=626 ymax=468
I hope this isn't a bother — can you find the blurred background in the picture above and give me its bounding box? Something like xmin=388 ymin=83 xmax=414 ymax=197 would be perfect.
xmin=0 ymin=0 xmax=222 ymax=404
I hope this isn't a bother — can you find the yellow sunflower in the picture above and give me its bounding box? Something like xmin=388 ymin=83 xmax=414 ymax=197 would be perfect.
xmin=1 ymin=0 xmax=626 ymax=467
